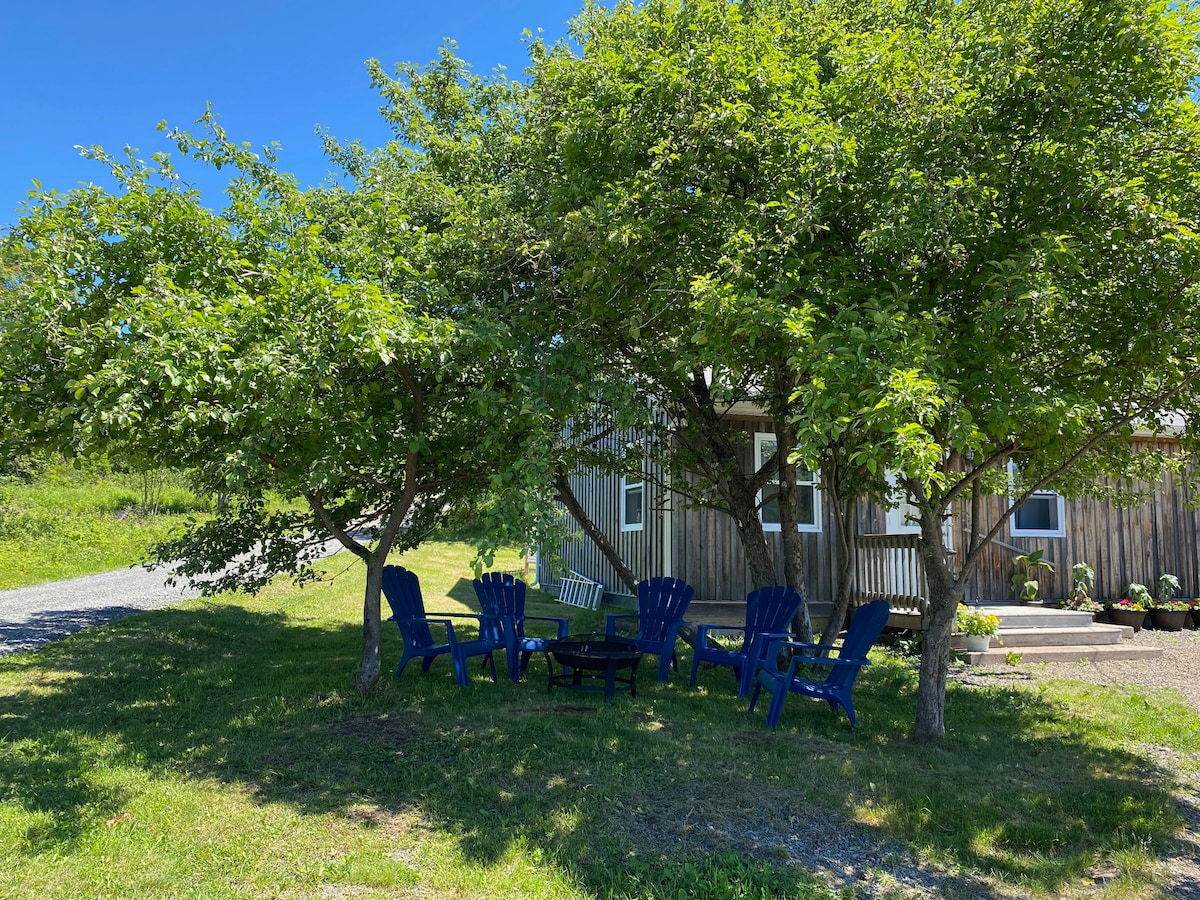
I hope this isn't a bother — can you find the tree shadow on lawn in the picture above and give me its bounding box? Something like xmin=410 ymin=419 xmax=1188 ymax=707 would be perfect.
xmin=0 ymin=603 xmax=1189 ymax=898
xmin=0 ymin=605 xmax=153 ymax=656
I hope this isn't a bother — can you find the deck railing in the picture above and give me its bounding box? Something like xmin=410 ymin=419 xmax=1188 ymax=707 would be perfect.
xmin=854 ymin=533 xmax=928 ymax=615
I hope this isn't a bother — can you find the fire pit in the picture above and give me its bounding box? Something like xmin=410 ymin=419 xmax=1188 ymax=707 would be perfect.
xmin=545 ymin=634 xmax=643 ymax=701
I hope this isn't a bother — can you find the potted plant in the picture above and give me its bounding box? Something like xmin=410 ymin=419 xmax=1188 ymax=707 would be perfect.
xmin=1063 ymin=562 xmax=1100 ymax=617
xmin=1148 ymin=574 xmax=1189 ymax=631
xmin=1011 ymin=549 xmax=1054 ymax=605
xmin=1189 ymin=600 xmax=1200 ymax=629
xmin=956 ymin=604 xmax=1000 ymax=652
xmin=1107 ymin=585 xmax=1149 ymax=631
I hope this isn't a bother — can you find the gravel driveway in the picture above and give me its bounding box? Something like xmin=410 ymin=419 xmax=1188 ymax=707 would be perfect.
xmin=0 ymin=537 xmax=352 ymax=657
xmin=0 ymin=565 xmax=201 ymax=656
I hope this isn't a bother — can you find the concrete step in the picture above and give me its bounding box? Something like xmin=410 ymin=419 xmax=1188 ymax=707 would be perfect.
xmin=995 ymin=625 xmax=1128 ymax=647
xmin=988 ymin=608 xmax=1096 ymax=629
xmin=963 ymin=643 xmax=1164 ymax=666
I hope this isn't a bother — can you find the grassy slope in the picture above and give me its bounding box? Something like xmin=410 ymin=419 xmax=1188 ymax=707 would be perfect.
xmin=0 ymin=465 xmax=208 ymax=590
xmin=1 ymin=540 xmax=1198 ymax=898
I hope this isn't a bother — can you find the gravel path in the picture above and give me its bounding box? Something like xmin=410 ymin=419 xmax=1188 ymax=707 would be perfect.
xmin=0 ymin=565 xmax=201 ymax=656
xmin=0 ymin=537 xmax=351 ymax=657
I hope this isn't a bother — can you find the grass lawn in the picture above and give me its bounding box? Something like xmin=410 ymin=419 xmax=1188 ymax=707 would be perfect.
xmin=1 ymin=541 xmax=1197 ymax=898
xmin=0 ymin=463 xmax=208 ymax=590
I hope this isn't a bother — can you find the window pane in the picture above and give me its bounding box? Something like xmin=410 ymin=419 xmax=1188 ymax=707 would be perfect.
xmin=624 ymin=483 xmax=643 ymax=527
xmin=797 ymin=485 xmax=815 ymax=526
xmin=1015 ymin=495 xmax=1058 ymax=532
xmin=761 ymin=484 xmax=781 ymax=526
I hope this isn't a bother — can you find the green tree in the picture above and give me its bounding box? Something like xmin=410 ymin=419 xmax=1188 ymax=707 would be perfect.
xmin=778 ymin=0 xmax=1200 ymax=739
xmin=0 ymin=113 xmax=546 ymax=692
xmin=521 ymin=0 xmax=1200 ymax=738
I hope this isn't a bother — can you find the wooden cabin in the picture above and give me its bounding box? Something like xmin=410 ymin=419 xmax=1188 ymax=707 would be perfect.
xmin=538 ymin=418 xmax=1200 ymax=620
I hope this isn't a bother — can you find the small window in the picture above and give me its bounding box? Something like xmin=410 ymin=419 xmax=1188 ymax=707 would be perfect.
xmin=1012 ymin=492 xmax=1064 ymax=536
xmin=755 ymin=433 xmax=820 ymax=532
xmin=1009 ymin=465 xmax=1065 ymax=537
xmin=621 ymin=475 xmax=644 ymax=532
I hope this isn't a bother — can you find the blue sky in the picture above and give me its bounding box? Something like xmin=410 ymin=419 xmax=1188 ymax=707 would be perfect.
xmin=0 ymin=1 xmax=582 ymax=226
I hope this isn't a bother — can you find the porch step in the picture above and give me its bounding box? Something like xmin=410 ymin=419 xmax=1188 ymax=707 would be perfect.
xmin=962 ymin=643 xmax=1164 ymax=666
xmin=990 ymin=607 xmax=1096 ymax=629
xmin=994 ymin=625 xmax=1128 ymax=647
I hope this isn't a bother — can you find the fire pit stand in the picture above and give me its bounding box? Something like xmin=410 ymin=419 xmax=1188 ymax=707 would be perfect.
xmin=545 ymin=634 xmax=643 ymax=701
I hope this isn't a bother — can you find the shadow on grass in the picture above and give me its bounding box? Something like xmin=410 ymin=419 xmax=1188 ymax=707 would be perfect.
xmin=0 ymin=605 xmax=151 ymax=656
xmin=0 ymin=602 xmax=1189 ymax=898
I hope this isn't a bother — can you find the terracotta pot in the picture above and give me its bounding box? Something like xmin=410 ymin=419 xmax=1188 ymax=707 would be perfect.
xmin=1106 ymin=607 xmax=1147 ymax=631
xmin=1148 ymin=609 xmax=1188 ymax=632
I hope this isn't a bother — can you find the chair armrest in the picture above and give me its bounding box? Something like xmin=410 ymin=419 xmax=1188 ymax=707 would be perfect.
xmin=606 ymin=614 xmax=639 ymax=637
xmin=408 ymin=616 xmax=461 ymax=648
xmin=745 ymin=630 xmax=793 ymax=659
xmin=761 ymin=638 xmax=836 ymax=677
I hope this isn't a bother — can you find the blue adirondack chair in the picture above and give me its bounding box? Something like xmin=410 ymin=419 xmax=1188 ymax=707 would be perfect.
xmin=382 ymin=565 xmax=498 ymax=687
xmin=606 ymin=576 xmax=696 ymax=683
xmin=472 ymin=573 xmax=569 ymax=682
xmin=749 ymin=599 xmax=891 ymax=728
xmin=689 ymin=585 xmax=804 ymax=697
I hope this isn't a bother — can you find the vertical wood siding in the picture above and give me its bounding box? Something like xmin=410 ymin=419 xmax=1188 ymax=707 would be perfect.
xmin=960 ymin=439 xmax=1200 ymax=601
xmin=537 ymin=426 xmax=669 ymax=602
xmin=542 ymin=427 xmax=1200 ymax=605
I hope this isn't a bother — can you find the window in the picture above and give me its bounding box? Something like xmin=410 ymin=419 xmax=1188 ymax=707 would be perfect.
xmin=755 ymin=433 xmax=820 ymax=532
xmin=1009 ymin=465 xmax=1065 ymax=537
xmin=621 ymin=475 xmax=644 ymax=532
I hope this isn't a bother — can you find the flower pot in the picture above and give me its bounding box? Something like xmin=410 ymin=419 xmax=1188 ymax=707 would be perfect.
xmin=1148 ymin=609 xmax=1188 ymax=632
xmin=964 ymin=634 xmax=992 ymax=652
xmin=1190 ymin=607 xmax=1200 ymax=629
xmin=1106 ymin=607 xmax=1146 ymax=631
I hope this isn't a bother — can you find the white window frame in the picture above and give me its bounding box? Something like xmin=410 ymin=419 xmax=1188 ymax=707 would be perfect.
xmin=884 ymin=471 xmax=954 ymax=549
xmin=1008 ymin=464 xmax=1066 ymax=538
xmin=755 ymin=432 xmax=821 ymax=533
xmin=620 ymin=474 xmax=644 ymax=532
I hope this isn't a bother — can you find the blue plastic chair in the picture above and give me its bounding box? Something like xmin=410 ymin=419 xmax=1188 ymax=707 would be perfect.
xmin=606 ymin=576 xmax=696 ymax=683
xmin=382 ymin=565 xmax=498 ymax=687
xmin=749 ymin=600 xmax=891 ymax=728
xmin=472 ymin=573 xmax=569 ymax=682
xmin=689 ymin=585 xmax=803 ymax=697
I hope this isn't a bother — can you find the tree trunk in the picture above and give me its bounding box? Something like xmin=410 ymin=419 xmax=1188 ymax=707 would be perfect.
xmin=356 ymin=555 xmax=385 ymax=692
xmin=554 ymin=467 xmax=639 ymax=592
xmin=822 ymin=490 xmax=856 ymax=646
xmin=733 ymin=511 xmax=777 ymax=588
xmin=912 ymin=513 xmax=965 ymax=742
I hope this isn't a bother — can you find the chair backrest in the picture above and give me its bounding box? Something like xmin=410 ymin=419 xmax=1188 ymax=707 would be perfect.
xmin=826 ymin=600 xmax=891 ymax=688
xmin=636 ymin=577 xmax=696 ymax=642
xmin=473 ymin=572 xmax=527 ymax=619
xmin=382 ymin=565 xmax=434 ymax=648
xmin=743 ymin=586 xmax=804 ymax=651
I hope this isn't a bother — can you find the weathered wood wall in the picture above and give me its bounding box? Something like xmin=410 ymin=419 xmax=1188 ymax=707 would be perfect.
xmin=669 ymin=417 xmax=839 ymax=601
xmin=541 ymin=429 xmax=1200 ymax=606
xmin=959 ymin=438 xmax=1200 ymax=602
xmin=537 ymin=426 xmax=670 ymax=603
